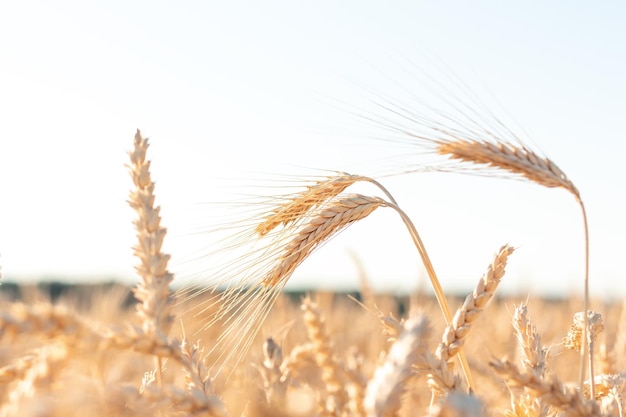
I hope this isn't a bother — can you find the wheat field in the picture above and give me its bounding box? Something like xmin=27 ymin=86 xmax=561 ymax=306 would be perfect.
xmin=0 ymin=129 xmax=619 ymax=417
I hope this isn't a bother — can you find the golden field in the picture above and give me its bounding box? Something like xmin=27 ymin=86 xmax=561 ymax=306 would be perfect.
xmin=0 ymin=130 xmax=615 ymax=417
xmin=0 ymin=282 xmax=622 ymax=416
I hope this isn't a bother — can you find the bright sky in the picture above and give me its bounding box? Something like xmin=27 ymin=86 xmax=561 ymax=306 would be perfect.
xmin=1 ymin=2 xmax=625 ymax=299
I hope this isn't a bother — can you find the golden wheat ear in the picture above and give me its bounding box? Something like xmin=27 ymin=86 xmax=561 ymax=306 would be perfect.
xmin=255 ymin=172 xmax=398 ymax=237
xmin=128 ymin=129 xmax=175 ymax=336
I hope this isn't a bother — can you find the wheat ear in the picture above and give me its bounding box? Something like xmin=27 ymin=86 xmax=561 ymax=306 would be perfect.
xmin=432 ymin=244 xmax=513 ymax=399
xmin=512 ymin=304 xmax=547 ymax=378
xmin=263 ymin=194 xmax=385 ymax=287
xmin=128 ymin=129 xmax=175 ymax=383
xmin=256 ymin=173 xmax=397 ymax=236
xmin=128 ymin=129 xmax=175 ymax=335
xmin=508 ymin=304 xmax=549 ymax=416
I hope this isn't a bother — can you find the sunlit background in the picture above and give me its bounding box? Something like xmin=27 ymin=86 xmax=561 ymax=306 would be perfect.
xmin=1 ymin=2 xmax=624 ymax=298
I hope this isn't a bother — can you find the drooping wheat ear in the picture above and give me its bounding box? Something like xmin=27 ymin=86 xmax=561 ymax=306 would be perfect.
xmin=512 ymin=304 xmax=547 ymax=378
xmin=263 ymin=195 xmax=385 ymax=287
xmin=436 ymin=140 xmax=579 ymax=195
xmin=363 ymin=315 xmax=429 ymax=417
xmin=301 ymin=296 xmax=347 ymax=415
xmin=437 ymin=244 xmax=514 ymax=366
xmin=435 ymin=137 xmax=590 ymax=390
xmin=128 ymin=129 xmax=175 ymax=336
xmin=256 ymin=173 xmax=398 ymax=237
xmin=490 ymin=359 xmax=601 ymax=417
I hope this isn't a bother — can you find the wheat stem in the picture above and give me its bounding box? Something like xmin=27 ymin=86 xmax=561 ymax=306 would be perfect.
xmin=382 ymin=200 xmax=475 ymax=393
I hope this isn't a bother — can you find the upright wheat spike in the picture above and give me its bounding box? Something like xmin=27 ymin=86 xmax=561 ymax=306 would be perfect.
xmin=512 ymin=304 xmax=547 ymax=378
xmin=509 ymin=304 xmax=548 ymax=416
xmin=437 ymin=245 xmax=514 ymax=367
xmin=128 ymin=129 xmax=175 ymax=383
xmin=128 ymin=129 xmax=175 ymax=335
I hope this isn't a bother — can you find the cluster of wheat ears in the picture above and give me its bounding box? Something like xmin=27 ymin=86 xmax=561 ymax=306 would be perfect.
xmin=0 ymin=117 xmax=622 ymax=417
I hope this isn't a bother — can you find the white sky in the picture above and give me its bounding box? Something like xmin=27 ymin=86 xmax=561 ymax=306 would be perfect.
xmin=1 ymin=1 xmax=625 ymax=299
